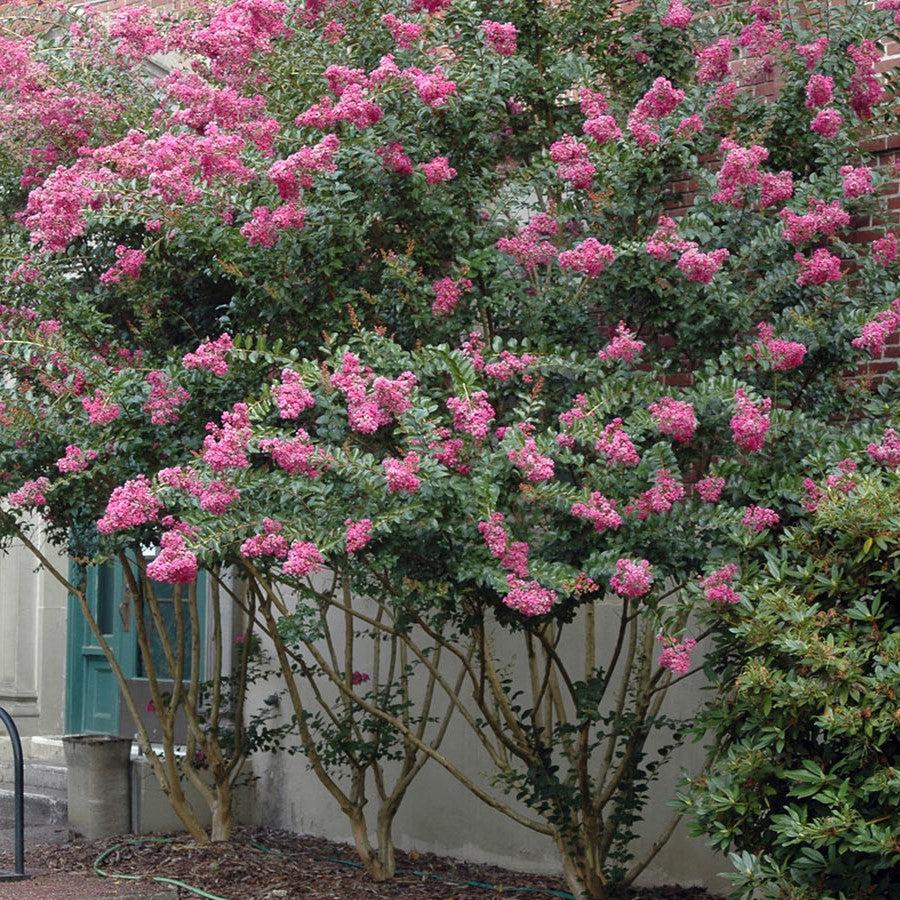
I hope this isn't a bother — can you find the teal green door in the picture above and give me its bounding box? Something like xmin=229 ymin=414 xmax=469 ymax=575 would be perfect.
xmin=66 ymin=560 xmax=205 ymax=734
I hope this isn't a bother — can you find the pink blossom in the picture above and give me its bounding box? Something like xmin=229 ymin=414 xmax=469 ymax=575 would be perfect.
xmin=146 ymin=530 xmax=198 ymax=584
xmin=810 ymin=107 xmax=843 ymax=137
xmin=549 ymin=135 xmax=595 ymax=189
xmin=508 ymin=437 xmax=555 ymax=482
xmin=712 ymin=139 xmax=769 ymax=206
xmin=595 ymin=418 xmax=640 ymax=466
xmin=700 ymin=564 xmax=741 ymax=604
xmin=610 ymin=558 xmax=654 ymax=598
xmin=876 ymin=0 xmax=900 ymax=25
xmin=627 ymin=77 xmax=685 ymax=148
xmin=284 ymin=540 xmax=325 ymax=577
xmin=240 ymin=206 xmax=278 ymax=247
xmin=496 ymin=214 xmax=559 ymax=272
xmin=481 ymin=20 xmax=517 ymax=56
xmin=322 ymin=19 xmax=346 ymax=43
xmin=484 ymin=351 xmax=536 ymax=382
xmin=268 ymin=134 xmax=340 ymax=199
xmin=198 ymin=480 xmax=240 ymax=515
xmin=851 ymin=299 xmax=900 ymax=357
xmin=376 ymin=142 xmax=414 ymax=175
xmin=657 ymin=636 xmax=697 ymax=673
xmin=109 ymin=5 xmax=164 ymax=62
xmin=182 ymin=334 xmax=233 ymax=376
xmin=598 ymin=323 xmax=645 ymax=364
xmin=478 ymin=512 xmax=529 ymax=578
xmin=7 ymin=477 xmax=51 ymax=509
xmin=144 ymin=371 xmax=190 ymax=425
xmin=97 ymin=475 xmax=161 ymax=533
xmin=81 ymin=390 xmax=121 ymax=425
xmin=431 ymin=276 xmax=473 ymax=316
xmin=696 ymin=475 xmax=725 ymax=503
xmin=504 ymin=576 xmax=556 ymax=617
xmin=661 ymin=0 xmax=693 ymax=28
xmin=649 ymin=397 xmax=697 ymax=444
xmin=794 ymin=248 xmax=842 ymax=286
xmin=583 ymin=114 xmax=621 ymax=144
xmin=760 ymin=170 xmax=793 ymax=208
xmin=677 ymin=247 xmax=729 ymax=284
xmin=558 ymin=238 xmax=615 ymax=278
xmin=272 ymin=368 xmax=315 ymax=419
xmin=419 ymin=155 xmax=456 ymax=184
xmin=259 ymin=429 xmax=323 ymax=477
xmin=695 ymin=37 xmax=733 ymax=83
xmin=100 ymin=245 xmax=146 ymax=286
xmin=447 ymin=391 xmax=496 ymax=440
xmin=754 ymin=323 xmax=806 ymax=371
xmin=579 ymin=89 xmax=608 ymax=118
xmin=331 ymin=353 xmax=416 ymax=433
xmin=56 ymin=445 xmax=98 ymax=474
xmin=742 ymin=505 xmax=780 ymax=532
xmin=872 ymin=233 xmax=897 ymax=266
xmin=571 ymin=492 xmax=622 ymax=533
xmin=867 ymin=428 xmax=900 ymax=468
xmin=848 ymin=41 xmax=885 ymax=120
xmin=383 ymin=451 xmax=421 ymax=493
xmin=804 ymin=74 xmax=834 ymax=108
xmin=381 ymin=14 xmax=422 ymax=48
xmin=202 ymin=403 xmax=252 ymax=471
xmin=645 ymin=216 xmax=692 ymax=260
xmin=241 ymin=517 xmax=289 ymax=559
xmin=840 ymin=165 xmax=874 ymax=199
xmin=780 ymin=198 xmax=850 ymax=245
xmin=350 ymin=670 xmax=370 ymax=686
xmin=630 ymin=469 xmax=685 ymax=519
xmin=345 ymin=517 xmax=373 ymax=554
xmin=730 ymin=389 xmax=771 ymax=453
xmin=675 ymin=114 xmax=704 ymax=137
xmin=406 ymin=66 xmax=457 ymax=108
xmin=802 ymin=476 xmax=824 ymax=512
xmin=796 ymin=37 xmax=828 ymax=70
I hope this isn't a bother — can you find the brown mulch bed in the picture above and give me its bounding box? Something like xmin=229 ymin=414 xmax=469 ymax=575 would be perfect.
xmin=1 ymin=827 xmax=721 ymax=899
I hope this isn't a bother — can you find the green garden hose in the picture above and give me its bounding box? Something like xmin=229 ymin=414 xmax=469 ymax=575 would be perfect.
xmin=97 ymin=835 xmax=577 ymax=900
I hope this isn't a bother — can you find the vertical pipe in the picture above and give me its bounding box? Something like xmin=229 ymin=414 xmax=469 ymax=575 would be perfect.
xmin=0 ymin=705 xmax=27 ymax=881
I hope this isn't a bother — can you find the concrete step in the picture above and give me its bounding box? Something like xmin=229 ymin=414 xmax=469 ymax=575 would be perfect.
xmin=0 ymin=736 xmax=65 ymax=765
xmin=0 ymin=762 xmax=67 ymax=793
xmin=0 ymin=785 xmax=67 ymax=828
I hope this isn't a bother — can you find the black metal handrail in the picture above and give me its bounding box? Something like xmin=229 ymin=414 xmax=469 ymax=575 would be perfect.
xmin=0 ymin=706 xmax=27 ymax=881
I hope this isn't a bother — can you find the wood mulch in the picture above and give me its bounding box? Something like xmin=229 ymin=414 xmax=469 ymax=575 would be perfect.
xmin=0 ymin=827 xmax=721 ymax=899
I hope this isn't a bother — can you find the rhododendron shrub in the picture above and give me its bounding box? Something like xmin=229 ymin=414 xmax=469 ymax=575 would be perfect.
xmin=0 ymin=0 xmax=898 ymax=895
xmin=680 ymin=473 xmax=900 ymax=898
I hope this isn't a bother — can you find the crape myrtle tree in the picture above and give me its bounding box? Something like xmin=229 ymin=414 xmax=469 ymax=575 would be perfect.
xmin=0 ymin=0 xmax=898 ymax=893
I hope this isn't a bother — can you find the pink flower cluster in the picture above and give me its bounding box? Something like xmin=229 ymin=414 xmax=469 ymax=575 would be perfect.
xmin=571 ymin=492 xmax=622 ymax=533
xmin=804 ymin=73 xmax=834 ymax=108
xmin=794 ymin=248 xmax=842 ymax=286
xmin=508 ymin=437 xmax=555 ymax=482
xmin=661 ymin=0 xmax=693 ymax=28
xmin=695 ymin=37 xmax=733 ymax=83
xmin=419 ymin=155 xmax=456 ymax=184
xmin=848 ymin=40 xmax=886 ymax=120
xmin=742 ymin=505 xmax=780 ymax=532
xmin=780 ymin=198 xmax=849 ymax=245
xmin=558 ymin=238 xmax=615 ymax=278
xmin=696 ymin=475 xmax=725 ymax=502
xmin=345 ymin=517 xmax=373 ymax=554
xmin=377 ymin=142 xmax=414 ymax=175
xmin=447 ymin=391 xmax=496 ymax=440
xmin=657 ymin=636 xmax=696 ymax=674
xmin=872 ymin=233 xmax=897 ymax=266
xmin=259 ymin=429 xmax=323 ymax=477
xmin=629 ymin=468 xmax=685 ymax=519
xmin=610 ymin=558 xmax=654 ymax=598
xmin=268 ymin=133 xmax=340 ymax=200
xmin=99 ymin=245 xmax=146 ymax=286
xmin=627 ymin=77 xmax=685 ymax=148
xmin=851 ymin=299 xmax=900 ymax=357
xmin=867 ymin=428 xmax=900 ymax=468
xmin=700 ymin=564 xmax=741 ymax=604
xmin=796 ymin=36 xmax=828 ymax=70
xmin=549 ymin=134 xmax=595 ymax=189
xmin=431 ymin=276 xmax=473 ymax=316
xmin=202 ymin=403 xmax=252 ymax=471
xmin=810 ymin=107 xmax=843 ymax=137
xmin=82 ymin=390 xmax=121 ymax=425
xmin=759 ymin=170 xmax=794 ymax=208
xmin=484 ymin=351 xmax=536 ymax=383
xmin=97 ymin=475 xmax=160 ymax=533
xmin=598 ymin=323 xmax=645 ymax=364
xmin=645 ymin=216 xmax=693 ymax=260
xmin=240 ymin=202 xmax=307 ymax=247
xmin=481 ymin=20 xmax=517 ymax=56
xmin=381 ymin=14 xmax=422 ymax=49
xmin=497 ymin=214 xmax=558 ymax=272
xmin=580 ymin=89 xmax=621 ymax=144
xmin=841 ymin=165 xmax=874 ymax=199
xmin=649 ymin=397 xmax=697 ymax=444
xmin=712 ymin=139 xmax=769 ymax=206
xmin=478 ymin=512 xmax=529 ymax=578
xmin=241 ymin=517 xmax=289 ymax=559
xmin=198 ymin=480 xmax=240 ymax=515
xmin=146 ymin=529 xmax=198 ymax=584
xmin=273 ymin=368 xmax=315 ymax=419
xmin=595 ymin=418 xmax=640 ymax=466
xmin=331 ymin=352 xmax=417 ymax=433
xmin=677 ymin=247 xmax=729 ymax=284
xmin=7 ymin=477 xmax=51 ymax=508
xmin=284 ymin=540 xmax=325 ymax=577
xmin=383 ymin=451 xmax=421 ymax=493
xmin=144 ymin=370 xmax=190 ymax=425
xmin=56 ymin=445 xmax=98 ymax=473
xmin=730 ymin=390 xmax=771 ymax=453
xmin=504 ymin=576 xmax=556 ymax=617
xmin=182 ymin=334 xmax=234 ymax=376
xmin=754 ymin=322 xmax=806 ymax=371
